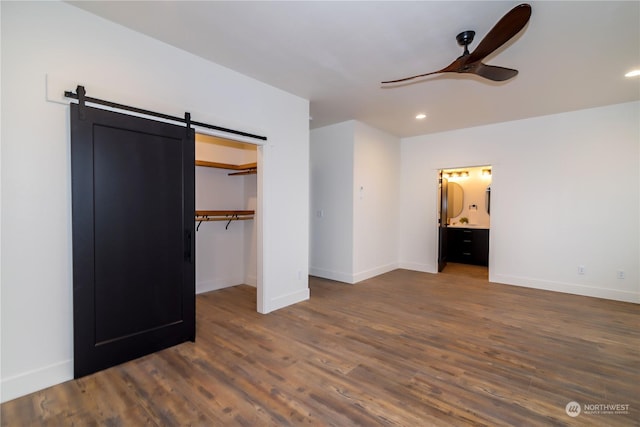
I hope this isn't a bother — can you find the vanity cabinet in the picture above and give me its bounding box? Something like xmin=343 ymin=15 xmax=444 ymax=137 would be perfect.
xmin=447 ymin=228 xmax=489 ymax=266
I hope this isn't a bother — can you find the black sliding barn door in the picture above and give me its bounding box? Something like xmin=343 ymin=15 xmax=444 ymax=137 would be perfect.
xmin=71 ymin=104 xmax=195 ymax=378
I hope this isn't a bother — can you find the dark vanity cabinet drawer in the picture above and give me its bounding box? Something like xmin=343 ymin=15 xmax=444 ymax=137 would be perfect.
xmin=447 ymin=228 xmax=489 ymax=266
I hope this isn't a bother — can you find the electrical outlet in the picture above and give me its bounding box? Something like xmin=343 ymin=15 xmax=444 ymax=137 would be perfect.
xmin=578 ymin=265 xmax=586 ymax=275
xmin=617 ymin=270 xmax=625 ymax=279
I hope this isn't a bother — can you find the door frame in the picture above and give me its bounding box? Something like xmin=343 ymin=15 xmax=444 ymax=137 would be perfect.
xmin=436 ymin=164 xmax=493 ymax=275
xmin=193 ymin=128 xmax=266 ymax=313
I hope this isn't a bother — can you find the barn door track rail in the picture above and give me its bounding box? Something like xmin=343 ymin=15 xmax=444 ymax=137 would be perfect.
xmin=64 ymin=85 xmax=267 ymax=141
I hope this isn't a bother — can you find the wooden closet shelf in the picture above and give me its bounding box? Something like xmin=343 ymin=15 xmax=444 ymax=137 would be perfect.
xmin=196 ymin=210 xmax=254 ymax=217
xmin=195 ymin=160 xmax=257 ymax=171
xmin=195 ymin=210 xmax=255 ymax=231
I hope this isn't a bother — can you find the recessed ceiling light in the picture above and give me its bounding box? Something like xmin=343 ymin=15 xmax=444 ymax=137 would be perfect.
xmin=625 ymin=69 xmax=640 ymax=78
xmin=415 ymin=113 xmax=427 ymax=120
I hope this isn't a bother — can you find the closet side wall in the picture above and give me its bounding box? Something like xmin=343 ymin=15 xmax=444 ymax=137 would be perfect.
xmin=244 ymin=175 xmax=258 ymax=287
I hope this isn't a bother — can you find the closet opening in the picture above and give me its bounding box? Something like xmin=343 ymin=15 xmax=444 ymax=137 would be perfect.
xmin=195 ymin=133 xmax=262 ymax=306
xmin=438 ymin=165 xmax=491 ymax=281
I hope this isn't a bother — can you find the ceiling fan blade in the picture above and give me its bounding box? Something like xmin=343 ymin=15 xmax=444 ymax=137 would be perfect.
xmin=471 ymin=63 xmax=519 ymax=81
xmin=381 ymin=57 xmax=468 ymax=84
xmin=467 ymin=3 xmax=531 ymax=63
xmin=381 ymin=70 xmax=444 ymax=84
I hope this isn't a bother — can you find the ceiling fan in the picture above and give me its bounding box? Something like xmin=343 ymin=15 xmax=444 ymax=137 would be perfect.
xmin=382 ymin=3 xmax=532 ymax=84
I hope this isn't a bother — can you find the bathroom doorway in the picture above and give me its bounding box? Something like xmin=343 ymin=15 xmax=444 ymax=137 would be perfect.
xmin=438 ymin=165 xmax=492 ymax=280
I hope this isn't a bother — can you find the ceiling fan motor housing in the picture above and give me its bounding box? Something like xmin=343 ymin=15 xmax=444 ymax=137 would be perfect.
xmin=456 ymin=30 xmax=476 ymax=47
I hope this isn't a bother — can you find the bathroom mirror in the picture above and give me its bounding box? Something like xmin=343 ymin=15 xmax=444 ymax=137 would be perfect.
xmin=447 ymin=182 xmax=464 ymax=218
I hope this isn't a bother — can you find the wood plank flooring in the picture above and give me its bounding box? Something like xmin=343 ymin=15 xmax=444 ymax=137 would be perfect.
xmin=439 ymin=262 xmax=489 ymax=280
xmin=2 ymin=269 xmax=638 ymax=426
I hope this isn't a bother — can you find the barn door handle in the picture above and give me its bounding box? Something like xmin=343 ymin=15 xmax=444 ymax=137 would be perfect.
xmin=184 ymin=230 xmax=192 ymax=262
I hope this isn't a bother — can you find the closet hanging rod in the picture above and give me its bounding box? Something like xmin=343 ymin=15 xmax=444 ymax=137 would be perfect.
xmin=196 ymin=215 xmax=254 ymax=231
xmin=195 ymin=210 xmax=255 ymax=231
xmin=228 ymin=170 xmax=257 ymax=176
xmin=64 ymin=85 xmax=267 ymax=141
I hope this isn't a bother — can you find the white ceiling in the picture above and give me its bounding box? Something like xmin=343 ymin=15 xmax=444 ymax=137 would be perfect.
xmin=69 ymin=1 xmax=639 ymax=138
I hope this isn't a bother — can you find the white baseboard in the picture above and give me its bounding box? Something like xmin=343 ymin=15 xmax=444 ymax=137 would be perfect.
xmin=196 ymin=276 xmax=246 ymax=294
xmin=309 ymin=267 xmax=355 ymax=284
xmin=398 ymin=262 xmax=436 ymax=274
xmin=310 ymin=263 xmax=401 ymax=284
xmin=491 ymin=273 xmax=640 ymax=304
xmin=244 ymin=274 xmax=257 ymax=287
xmin=352 ymin=263 xmax=399 ymax=283
xmin=1 ymin=359 xmax=73 ymax=404
xmin=263 ymin=288 xmax=310 ymax=313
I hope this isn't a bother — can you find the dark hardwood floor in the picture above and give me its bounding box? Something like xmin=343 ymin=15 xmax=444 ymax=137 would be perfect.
xmin=2 ymin=269 xmax=638 ymax=426
xmin=439 ymin=262 xmax=488 ymax=280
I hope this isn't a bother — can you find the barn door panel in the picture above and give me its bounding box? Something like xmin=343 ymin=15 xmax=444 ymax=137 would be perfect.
xmin=71 ymin=103 xmax=195 ymax=378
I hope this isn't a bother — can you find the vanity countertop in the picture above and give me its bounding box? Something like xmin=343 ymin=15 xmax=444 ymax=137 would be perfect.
xmin=448 ymin=224 xmax=490 ymax=230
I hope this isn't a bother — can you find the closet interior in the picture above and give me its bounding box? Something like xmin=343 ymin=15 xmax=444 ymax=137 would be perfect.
xmin=195 ymin=133 xmax=258 ymax=294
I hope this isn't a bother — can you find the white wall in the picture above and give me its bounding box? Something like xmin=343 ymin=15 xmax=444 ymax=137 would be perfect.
xmin=353 ymin=122 xmax=400 ymax=281
xmin=400 ymin=101 xmax=639 ymax=304
xmin=309 ymin=121 xmax=355 ymax=282
xmin=1 ymin=1 xmax=309 ymax=402
xmin=310 ymin=120 xmax=400 ymax=283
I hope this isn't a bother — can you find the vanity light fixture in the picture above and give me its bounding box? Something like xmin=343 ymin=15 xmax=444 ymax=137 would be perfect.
xmin=482 ymin=168 xmax=492 ymax=177
xmin=444 ymin=170 xmax=469 ymax=180
xmin=625 ymin=69 xmax=640 ymax=78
